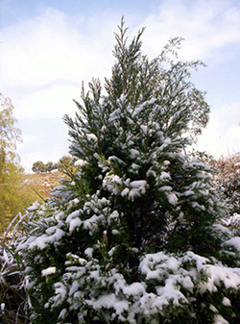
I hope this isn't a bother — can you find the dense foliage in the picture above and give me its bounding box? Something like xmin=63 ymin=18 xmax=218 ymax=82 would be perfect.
xmin=1 ymin=21 xmax=240 ymax=323
xmin=211 ymin=154 xmax=240 ymax=216
xmin=0 ymin=94 xmax=44 ymax=234
xmin=0 ymin=94 xmax=22 ymax=165
xmin=0 ymin=94 xmax=33 ymax=233
xmin=0 ymin=231 xmax=29 ymax=323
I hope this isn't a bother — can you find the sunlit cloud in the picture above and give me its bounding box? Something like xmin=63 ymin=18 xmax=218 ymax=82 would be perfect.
xmin=140 ymin=0 xmax=240 ymax=61
xmin=15 ymin=84 xmax=80 ymax=120
xmin=197 ymin=102 xmax=240 ymax=156
xmin=1 ymin=7 xmax=114 ymax=90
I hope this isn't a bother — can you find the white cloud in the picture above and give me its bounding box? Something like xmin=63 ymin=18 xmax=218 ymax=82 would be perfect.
xmin=140 ymin=0 xmax=240 ymax=61
xmin=15 ymin=84 xmax=79 ymax=120
xmin=1 ymin=7 xmax=114 ymax=90
xmin=197 ymin=102 xmax=240 ymax=157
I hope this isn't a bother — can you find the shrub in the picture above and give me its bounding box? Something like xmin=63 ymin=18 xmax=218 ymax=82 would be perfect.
xmin=0 ymin=216 xmax=30 ymax=323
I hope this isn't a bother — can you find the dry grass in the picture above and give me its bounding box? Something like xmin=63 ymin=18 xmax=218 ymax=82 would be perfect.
xmin=22 ymin=170 xmax=66 ymax=200
xmin=0 ymin=171 xmax=68 ymax=235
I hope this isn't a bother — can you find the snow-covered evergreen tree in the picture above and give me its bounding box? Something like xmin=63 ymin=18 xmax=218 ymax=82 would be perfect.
xmin=18 ymin=20 xmax=240 ymax=324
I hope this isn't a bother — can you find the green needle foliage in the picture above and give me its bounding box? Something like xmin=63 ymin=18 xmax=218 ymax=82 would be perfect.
xmin=16 ymin=19 xmax=240 ymax=323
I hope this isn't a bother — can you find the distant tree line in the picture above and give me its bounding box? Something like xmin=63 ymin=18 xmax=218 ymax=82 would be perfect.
xmin=32 ymin=161 xmax=58 ymax=173
xmin=32 ymin=155 xmax=72 ymax=173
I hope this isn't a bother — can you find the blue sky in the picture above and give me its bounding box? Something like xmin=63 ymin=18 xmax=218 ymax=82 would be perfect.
xmin=1 ymin=0 xmax=240 ymax=172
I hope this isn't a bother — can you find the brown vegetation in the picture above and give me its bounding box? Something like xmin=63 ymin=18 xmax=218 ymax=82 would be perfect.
xmin=0 ymin=171 xmax=66 ymax=235
xmin=22 ymin=170 xmax=66 ymax=200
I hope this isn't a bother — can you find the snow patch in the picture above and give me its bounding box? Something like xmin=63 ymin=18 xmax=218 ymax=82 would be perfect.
xmin=222 ymin=297 xmax=231 ymax=306
xmin=224 ymin=237 xmax=240 ymax=252
xmin=41 ymin=267 xmax=56 ymax=277
xmin=86 ymin=133 xmax=98 ymax=142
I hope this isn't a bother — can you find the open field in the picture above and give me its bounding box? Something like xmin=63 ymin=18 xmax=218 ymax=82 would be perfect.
xmin=22 ymin=170 xmax=66 ymax=200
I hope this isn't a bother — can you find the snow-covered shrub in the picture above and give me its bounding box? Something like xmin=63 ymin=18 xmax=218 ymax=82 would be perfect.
xmin=211 ymin=154 xmax=240 ymax=215
xmin=225 ymin=213 xmax=240 ymax=236
xmin=0 ymin=215 xmax=30 ymax=323
xmin=17 ymin=20 xmax=240 ymax=323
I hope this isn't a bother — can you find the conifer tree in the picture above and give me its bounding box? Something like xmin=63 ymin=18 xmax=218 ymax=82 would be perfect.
xmin=18 ymin=20 xmax=240 ymax=324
